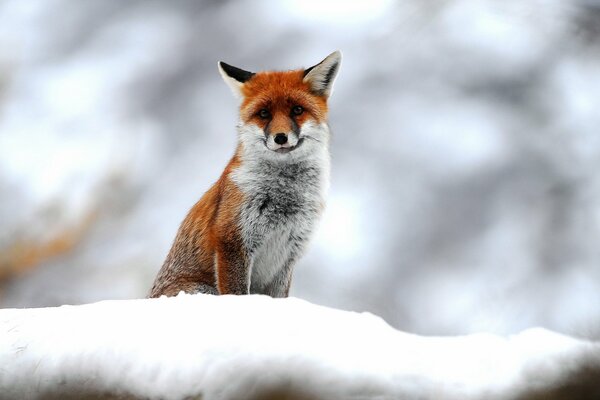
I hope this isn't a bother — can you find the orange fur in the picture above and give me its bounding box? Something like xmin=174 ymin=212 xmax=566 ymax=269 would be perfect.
xmin=150 ymin=151 xmax=245 ymax=297
xmin=241 ymin=70 xmax=328 ymax=131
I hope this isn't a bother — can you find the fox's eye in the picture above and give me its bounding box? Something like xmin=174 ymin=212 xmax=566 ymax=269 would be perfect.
xmin=292 ymin=105 xmax=304 ymax=116
xmin=258 ymin=109 xmax=271 ymax=119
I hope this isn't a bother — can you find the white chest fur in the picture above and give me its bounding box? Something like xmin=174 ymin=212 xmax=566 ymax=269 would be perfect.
xmin=231 ymin=131 xmax=330 ymax=291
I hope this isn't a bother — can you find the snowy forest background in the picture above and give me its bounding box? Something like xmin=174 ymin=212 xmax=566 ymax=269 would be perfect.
xmin=1 ymin=0 xmax=599 ymax=339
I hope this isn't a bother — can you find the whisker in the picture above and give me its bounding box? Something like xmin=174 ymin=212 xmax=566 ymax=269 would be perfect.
xmin=300 ymin=135 xmax=323 ymax=143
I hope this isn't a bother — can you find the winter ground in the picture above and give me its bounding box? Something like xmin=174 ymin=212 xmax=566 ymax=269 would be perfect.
xmin=1 ymin=294 xmax=599 ymax=400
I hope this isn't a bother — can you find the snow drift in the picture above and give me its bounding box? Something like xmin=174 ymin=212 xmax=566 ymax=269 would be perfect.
xmin=1 ymin=294 xmax=599 ymax=399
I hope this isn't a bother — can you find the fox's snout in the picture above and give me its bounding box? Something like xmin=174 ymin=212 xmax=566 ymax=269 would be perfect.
xmin=262 ymin=112 xmax=301 ymax=150
xmin=265 ymin=112 xmax=297 ymax=137
xmin=265 ymin=129 xmax=300 ymax=152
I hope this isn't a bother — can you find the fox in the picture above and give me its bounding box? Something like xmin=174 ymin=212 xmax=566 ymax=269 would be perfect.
xmin=149 ymin=51 xmax=341 ymax=298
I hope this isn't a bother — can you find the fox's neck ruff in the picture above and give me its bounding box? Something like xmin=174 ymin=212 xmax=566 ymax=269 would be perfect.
xmin=231 ymin=121 xmax=331 ymax=291
xmin=233 ymin=120 xmax=331 ymax=197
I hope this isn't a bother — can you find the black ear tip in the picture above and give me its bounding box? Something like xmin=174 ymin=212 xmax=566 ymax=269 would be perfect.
xmin=219 ymin=61 xmax=255 ymax=83
xmin=219 ymin=61 xmax=232 ymax=72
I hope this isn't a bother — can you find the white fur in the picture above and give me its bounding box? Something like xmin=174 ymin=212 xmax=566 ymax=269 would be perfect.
xmin=218 ymin=62 xmax=244 ymax=99
xmin=250 ymin=224 xmax=294 ymax=285
xmin=303 ymin=51 xmax=342 ymax=97
xmin=232 ymin=120 xmax=331 ymax=292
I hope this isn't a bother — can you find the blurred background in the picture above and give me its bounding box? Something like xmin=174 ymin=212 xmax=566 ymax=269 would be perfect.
xmin=1 ymin=0 xmax=600 ymax=338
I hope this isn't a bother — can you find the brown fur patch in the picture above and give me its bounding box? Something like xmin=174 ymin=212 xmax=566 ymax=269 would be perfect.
xmin=149 ymin=151 xmax=246 ymax=297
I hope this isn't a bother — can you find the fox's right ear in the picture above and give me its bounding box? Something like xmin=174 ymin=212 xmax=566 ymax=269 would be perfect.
xmin=218 ymin=62 xmax=254 ymax=99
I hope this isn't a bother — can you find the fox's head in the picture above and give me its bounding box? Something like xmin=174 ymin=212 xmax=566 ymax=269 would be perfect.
xmin=218 ymin=51 xmax=341 ymax=159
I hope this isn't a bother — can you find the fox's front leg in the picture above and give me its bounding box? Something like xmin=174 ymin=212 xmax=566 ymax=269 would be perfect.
xmin=263 ymin=253 xmax=301 ymax=298
xmin=215 ymin=240 xmax=250 ymax=295
xmin=263 ymin=263 xmax=293 ymax=298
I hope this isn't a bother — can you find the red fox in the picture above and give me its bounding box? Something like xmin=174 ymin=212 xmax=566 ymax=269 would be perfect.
xmin=149 ymin=51 xmax=341 ymax=298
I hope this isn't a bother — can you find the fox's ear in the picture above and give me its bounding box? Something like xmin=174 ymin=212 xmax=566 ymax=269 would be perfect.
xmin=218 ymin=61 xmax=255 ymax=99
xmin=303 ymin=51 xmax=342 ymax=97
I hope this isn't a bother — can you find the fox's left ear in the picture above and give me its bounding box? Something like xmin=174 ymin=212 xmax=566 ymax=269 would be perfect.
xmin=303 ymin=51 xmax=342 ymax=98
xmin=218 ymin=61 xmax=255 ymax=99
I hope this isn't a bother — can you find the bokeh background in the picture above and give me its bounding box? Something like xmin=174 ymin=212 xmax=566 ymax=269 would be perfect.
xmin=1 ymin=0 xmax=600 ymax=338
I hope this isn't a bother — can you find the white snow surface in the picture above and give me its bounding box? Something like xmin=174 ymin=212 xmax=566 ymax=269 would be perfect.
xmin=0 ymin=294 xmax=598 ymax=400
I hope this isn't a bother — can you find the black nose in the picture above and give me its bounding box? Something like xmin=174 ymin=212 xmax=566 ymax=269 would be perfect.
xmin=274 ymin=133 xmax=288 ymax=145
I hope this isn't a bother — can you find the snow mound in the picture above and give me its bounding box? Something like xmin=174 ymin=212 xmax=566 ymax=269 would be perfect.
xmin=0 ymin=294 xmax=598 ymax=399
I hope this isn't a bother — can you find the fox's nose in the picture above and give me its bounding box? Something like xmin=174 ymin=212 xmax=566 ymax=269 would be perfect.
xmin=274 ymin=133 xmax=288 ymax=145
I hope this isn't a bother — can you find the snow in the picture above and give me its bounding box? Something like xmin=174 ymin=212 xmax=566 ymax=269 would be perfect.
xmin=1 ymin=294 xmax=598 ymax=400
